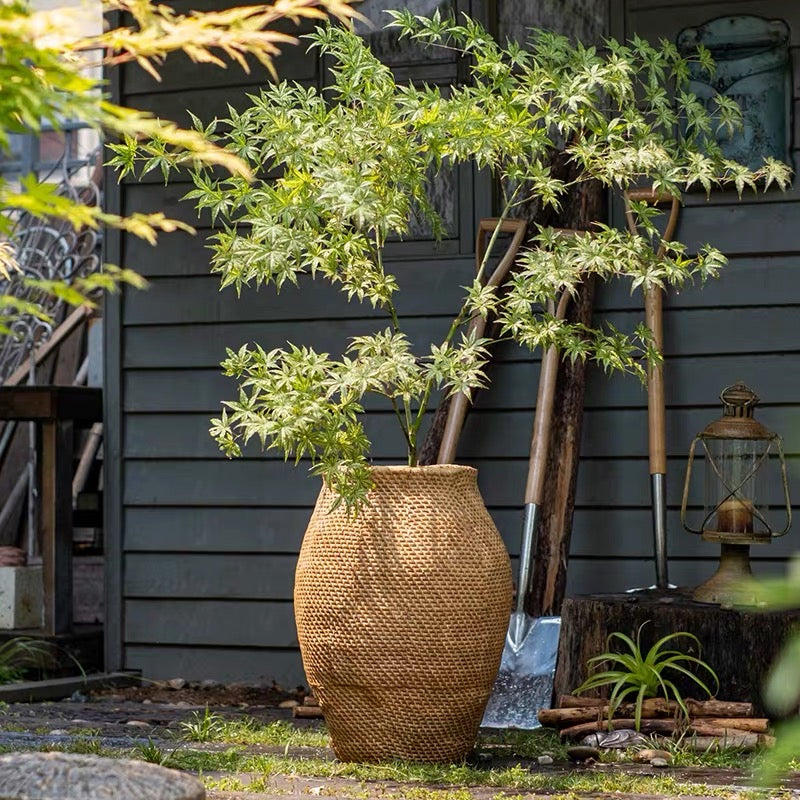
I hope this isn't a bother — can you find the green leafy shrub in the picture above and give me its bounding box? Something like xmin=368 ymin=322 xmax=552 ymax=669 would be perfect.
xmin=145 ymin=14 xmax=790 ymax=512
xmin=573 ymin=624 xmax=719 ymax=730
xmin=739 ymin=562 xmax=800 ymax=783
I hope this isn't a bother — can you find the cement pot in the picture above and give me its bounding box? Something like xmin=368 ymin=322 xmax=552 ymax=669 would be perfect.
xmin=294 ymin=465 xmax=512 ymax=763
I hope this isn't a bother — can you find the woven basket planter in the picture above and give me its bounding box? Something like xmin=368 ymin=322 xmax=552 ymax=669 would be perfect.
xmin=294 ymin=465 xmax=512 ymax=763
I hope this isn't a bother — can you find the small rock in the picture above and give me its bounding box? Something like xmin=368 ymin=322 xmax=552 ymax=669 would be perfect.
xmin=50 ymin=730 xmax=68 ymax=736
xmin=279 ymin=699 xmax=299 ymax=709
xmin=125 ymin=720 xmax=151 ymax=729
xmin=650 ymin=757 xmax=669 ymax=768
xmin=537 ymin=755 xmax=554 ymax=766
xmin=142 ymin=699 xmax=153 ymax=705
xmin=175 ymin=701 xmax=193 ymax=708
xmin=567 ymin=745 xmax=600 ymax=763
xmin=167 ymin=678 xmax=187 ymax=690
xmin=69 ymin=691 xmax=87 ymax=703
xmin=582 ymin=729 xmax=646 ymax=749
xmin=199 ymin=680 xmax=220 ymax=690
xmin=634 ymin=749 xmax=672 ymax=764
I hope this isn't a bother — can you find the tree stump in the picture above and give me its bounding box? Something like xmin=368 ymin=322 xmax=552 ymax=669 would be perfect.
xmin=553 ymin=591 xmax=800 ymax=717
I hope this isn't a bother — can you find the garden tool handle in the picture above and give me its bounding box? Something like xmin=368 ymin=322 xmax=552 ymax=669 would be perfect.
xmin=646 ymin=288 xmax=666 ymax=476
xmin=624 ymin=189 xmax=680 ymax=591
xmin=524 ymin=343 xmax=560 ymax=506
xmin=437 ymin=218 xmax=526 ymax=465
xmin=623 ymin=190 xmax=680 ymax=476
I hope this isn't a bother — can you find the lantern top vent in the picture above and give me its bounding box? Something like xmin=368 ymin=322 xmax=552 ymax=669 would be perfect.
xmin=702 ymin=381 xmax=774 ymax=440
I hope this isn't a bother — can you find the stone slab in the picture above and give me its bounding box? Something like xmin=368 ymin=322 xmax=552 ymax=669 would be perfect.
xmin=0 ymin=752 xmax=204 ymax=800
xmin=0 ymin=566 xmax=42 ymax=629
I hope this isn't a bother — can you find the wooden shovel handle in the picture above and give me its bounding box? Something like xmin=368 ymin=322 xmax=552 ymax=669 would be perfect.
xmin=623 ymin=190 xmax=681 ymax=476
xmin=437 ymin=219 xmax=527 ymax=464
xmin=525 ymin=344 xmax=560 ymax=505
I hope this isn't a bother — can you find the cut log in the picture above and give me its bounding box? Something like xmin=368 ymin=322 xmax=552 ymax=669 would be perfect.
xmin=686 ymin=700 xmax=754 ymax=718
xmin=540 ymin=698 xmax=680 ymax=726
xmin=554 ymin=592 xmax=797 ymax=716
xmin=551 ymin=696 xmax=753 ymax=720
xmin=689 ymin=721 xmax=770 ymax=737
xmin=293 ymin=705 xmax=324 ymax=719
xmin=683 ymin=734 xmax=769 ymax=752
xmin=559 ymin=718 xmax=680 ymax=739
xmin=699 ymin=718 xmax=768 ymax=733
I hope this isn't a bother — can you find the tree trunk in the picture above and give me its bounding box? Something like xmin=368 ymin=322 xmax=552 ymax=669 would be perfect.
xmin=553 ymin=591 xmax=800 ymax=717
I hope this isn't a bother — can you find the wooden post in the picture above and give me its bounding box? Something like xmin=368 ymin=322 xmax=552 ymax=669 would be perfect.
xmin=526 ymin=163 xmax=605 ymax=619
xmin=40 ymin=419 xmax=74 ymax=635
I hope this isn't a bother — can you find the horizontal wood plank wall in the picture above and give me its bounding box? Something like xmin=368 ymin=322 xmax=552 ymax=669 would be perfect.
xmin=110 ymin=0 xmax=800 ymax=684
xmin=590 ymin=0 xmax=800 ymax=590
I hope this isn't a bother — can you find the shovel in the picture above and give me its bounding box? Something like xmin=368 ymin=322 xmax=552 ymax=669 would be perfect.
xmin=482 ymin=230 xmax=587 ymax=727
xmin=623 ymin=189 xmax=681 ymax=591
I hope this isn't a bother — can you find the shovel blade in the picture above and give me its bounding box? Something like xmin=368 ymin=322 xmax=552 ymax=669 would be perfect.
xmin=481 ymin=616 xmax=561 ymax=729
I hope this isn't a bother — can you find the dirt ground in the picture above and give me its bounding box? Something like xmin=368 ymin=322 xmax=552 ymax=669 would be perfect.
xmin=99 ymin=681 xmax=306 ymax=709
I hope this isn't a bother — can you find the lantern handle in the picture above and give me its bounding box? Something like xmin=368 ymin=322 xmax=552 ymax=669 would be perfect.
xmin=681 ymin=435 xmax=704 ymax=535
xmin=773 ymin=439 xmax=793 ymax=537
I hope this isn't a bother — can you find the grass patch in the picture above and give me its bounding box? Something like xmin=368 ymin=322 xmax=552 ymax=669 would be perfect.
xmin=476 ymin=729 xmax=568 ymax=761
xmin=185 ymin=752 xmax=781 ymax=798
xmin=178 ymin=709 xmax=329 ymax=748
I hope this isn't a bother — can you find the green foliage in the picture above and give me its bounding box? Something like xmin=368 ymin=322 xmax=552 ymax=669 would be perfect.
xmin=740 ymin=559 xmax=800 ymax=785
xmin=0 ymin=637 xmax=58 ymax=684
xmin=178 ymin=707 xmax=227 ymax=742
xmin=0 ymin=0 xmax=355 ymax=323
xmin=159 ymin=16 xmax=792 ymax=511
xmin=572 ymin=623 xmax=719 ymax=731
xmin=131 ymin=739 xmax=176 ymax=767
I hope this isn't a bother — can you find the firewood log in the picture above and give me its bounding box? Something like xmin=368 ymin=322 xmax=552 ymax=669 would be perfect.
xmin=540 ymin=698 xmax=677 ymax=726
xmin=686 ymin=699 xmax=754 ymax=718
xmin=293 ymin=705 xmax=324 ymax=719
xmin=683 ymin=733 xmax=763 ymax=751
xmin=556 ymin=695 xmax=753 ymax=718
xmin=559 ymin=718 xmax=680 ymax=738
xmin=699 ymin=718 xmax=769 ymax=733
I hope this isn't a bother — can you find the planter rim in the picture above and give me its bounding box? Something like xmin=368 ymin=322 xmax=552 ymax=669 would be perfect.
xmin=370 ymin=464 xmax=478 ymax=474
xmin=367 ymin=464 xmax=476 ymax=476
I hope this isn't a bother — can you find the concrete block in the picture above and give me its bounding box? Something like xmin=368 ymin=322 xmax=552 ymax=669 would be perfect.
xmin=0 ymin=566 xmax=43 ymax=629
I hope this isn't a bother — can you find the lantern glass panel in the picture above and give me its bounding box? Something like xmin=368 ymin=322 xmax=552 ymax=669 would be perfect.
xmin=703 ymin=437 xmax=770 ymax=535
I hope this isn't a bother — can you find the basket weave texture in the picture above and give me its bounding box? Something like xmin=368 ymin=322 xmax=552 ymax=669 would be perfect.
xmin=295 ymin=465 xmax=512 ymax=763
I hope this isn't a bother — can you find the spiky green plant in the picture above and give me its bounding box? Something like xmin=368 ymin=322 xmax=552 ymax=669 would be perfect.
xmin=573 ymin=624 xmax=719 ymax=731
xmin=178 ymin=707 xmax=227 ymax=743
xmin=0 ymin=637 xmax=58 ymax=684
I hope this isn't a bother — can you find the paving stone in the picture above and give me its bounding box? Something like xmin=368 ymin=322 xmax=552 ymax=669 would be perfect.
xmin=0 ymin=752 xmax=204 ymax=799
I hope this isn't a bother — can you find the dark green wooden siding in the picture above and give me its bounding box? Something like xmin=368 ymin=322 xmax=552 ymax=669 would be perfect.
xmin=105 ymin=0 xmax=800 ymax=682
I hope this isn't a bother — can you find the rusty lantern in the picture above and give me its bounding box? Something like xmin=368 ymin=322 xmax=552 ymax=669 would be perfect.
xmin=681 ymin=382 xmax=791 ymax=605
